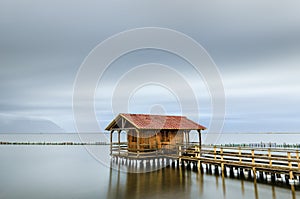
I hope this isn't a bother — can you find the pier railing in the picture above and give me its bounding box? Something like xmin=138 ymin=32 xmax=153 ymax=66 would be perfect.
xmin=190 ymin=145 xmax=300 ymax=172
xmin=110 ymin=142 xmax=300 ymax=190
xmin=110 ymin=142 xmax=197 ymax=158
xmin=111 ymin=142 xmax=300 ymax=175
xmin=177 ymin=145 xmax=300 ymax=187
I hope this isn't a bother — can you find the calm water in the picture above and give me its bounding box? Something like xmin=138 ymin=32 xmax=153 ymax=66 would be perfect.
xmin=0 ymin=144 xmax=299 ymax=199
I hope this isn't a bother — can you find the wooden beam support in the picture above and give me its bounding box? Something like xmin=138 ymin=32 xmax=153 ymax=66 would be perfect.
xmin=197 ymin=130 xmax=202 ymax=149
xmin=214 ymin=146 xmax=217 ymax=160
xmin=268 ymin=148 xmax=272 ymax=166
xmin=239 ymin=147 xmax=242 ymax=163
xmin=121 ymin=117 xmax=127 ymax=129
xmin=251 ymin=149 xmax=255 ymax=164
xmin=110 ymin=130 xmax=114 ymax=155
xmin=109 ymin=128 xmax=136 ymax=131
xmin=287 ymin=152 xmax=292 ymax=170
xmin=136 ymin=129 xmax=140 ymax=158
xmin=118 ymin=130 xmax=121 ymax=155
xmin=184 ymin=131 xmax=188 ymax=146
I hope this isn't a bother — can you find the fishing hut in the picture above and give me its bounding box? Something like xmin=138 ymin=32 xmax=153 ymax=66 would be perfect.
xmin=106 ymin=113 xmax=206 ymax=159
xmin=107 ymin=114 xmax=300 ymax=191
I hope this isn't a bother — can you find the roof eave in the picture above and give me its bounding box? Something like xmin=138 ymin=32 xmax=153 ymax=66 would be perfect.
xmin=105 ymin=114 xmax=122 ymax=131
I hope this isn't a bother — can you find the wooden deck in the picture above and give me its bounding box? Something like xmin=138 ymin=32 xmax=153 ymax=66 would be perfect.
xmin=177 ymin=145 xmax=300 ymax=175
xmin=111 ymin=143 xmax=300 ymax=188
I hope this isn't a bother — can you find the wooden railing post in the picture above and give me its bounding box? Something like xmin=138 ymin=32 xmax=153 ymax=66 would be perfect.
xmin=220 ymin=147 xmax=224 ymax=161
xmin=195 ymin=145 xmax=201 ymax=171
xmin=214 ymin=146 xmax=217 ymax=160
xmin=195 ymin=145 xmax=200 ymax=158
xmin=238 ymin=147 xmax=242 ymax=163
xmin=296 ymin=150 xmax=300 ymax=169
xmin=220 ymin=147 xmax=224 ymax=174
xmin=251 ymin=149 xmax=255 ymax=164
xmin=251 ymin=149 xmax=256 ymax=179
xmin=179 ymin=144 xmax=182 ymax=165
xmin=287 ymin=152 xmax=292 ymax=168
xmin=287 ymin=151 xmax=294 ymax=182
xmin=179 ymin=145 xmax=182 ymax=156
xmin=268 ymin=148 xmax=272 ymax=166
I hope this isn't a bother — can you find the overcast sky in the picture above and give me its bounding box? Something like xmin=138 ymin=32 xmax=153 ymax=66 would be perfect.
xmin=0 ymin=0 xmax=300 ymax=139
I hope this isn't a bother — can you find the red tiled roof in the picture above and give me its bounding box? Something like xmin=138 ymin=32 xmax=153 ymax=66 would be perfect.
xmin=105 ymin=113 xmax=206 ymax=130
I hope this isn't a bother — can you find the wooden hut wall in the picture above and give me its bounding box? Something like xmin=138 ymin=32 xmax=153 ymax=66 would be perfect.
xmin=127 ymin=130 xmax=157 ymax=151
xmin=127 ymin=130 xmax=137 ymax=150
xmin=127 ymin=129 xmax=185 ymax=151
xmin=159 ymin=130 xmax=184 ymax=149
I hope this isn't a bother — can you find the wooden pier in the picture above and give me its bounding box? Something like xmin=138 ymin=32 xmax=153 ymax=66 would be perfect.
xmin=177 ymin=145 xmax=300 ymax=184
xmin=111 ymin=143 xmax=300 ymax=190
xmin=106 ymin=113 xmax=300 ymax=192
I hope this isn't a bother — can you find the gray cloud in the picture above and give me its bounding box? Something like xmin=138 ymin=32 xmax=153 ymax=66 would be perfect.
xmin=0 ymin=0 xmax=300 ymax=136
xmin=0 ymin=114 xmax=65 ymax=133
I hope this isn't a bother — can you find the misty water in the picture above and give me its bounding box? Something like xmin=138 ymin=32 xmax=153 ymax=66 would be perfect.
xmin=0 ymin=134 xmax=299 ymax=199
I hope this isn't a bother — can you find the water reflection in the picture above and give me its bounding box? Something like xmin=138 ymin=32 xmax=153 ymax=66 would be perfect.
xmin=0 ymin=145 xmax=298 ymax=199
xmin=241 ymin=179 xmax=245 ymax=196
xmin=108 ymin=162 xmax=194 ymax=199
xmin=107 ymin=160 xmax=298 ymax=199
xmin=254 ymin=179 xmax=259 ymax=199
xmin=272 ymin=186 xmax=276 ymax=199
xmin=222 ymin=175 xmax=226 ymax=197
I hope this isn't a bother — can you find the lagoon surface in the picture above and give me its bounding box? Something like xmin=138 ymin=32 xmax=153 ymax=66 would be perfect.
xmin=0 ymin=135 xmax=299 ymax=199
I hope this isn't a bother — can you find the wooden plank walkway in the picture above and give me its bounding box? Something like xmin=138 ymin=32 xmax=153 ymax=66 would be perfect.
xmin=177 ymin=146 xmax=300 ymax=174
xmin=111 ymin=143 xmax=300 ymax=187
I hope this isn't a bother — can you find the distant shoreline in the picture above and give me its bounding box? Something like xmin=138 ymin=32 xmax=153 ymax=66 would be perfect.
xmin=0 ymin=141 xmax=109 ymax=145
xmin=1 ymin=141 xmax=300 ymax=149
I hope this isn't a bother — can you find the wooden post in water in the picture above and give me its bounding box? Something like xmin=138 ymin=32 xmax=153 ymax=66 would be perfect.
xmin=195 ymin=145 xmax=202 ymax=172
xmin=220 ymin=147 xmax=224 ymax=176
xmin=287 ymin=151 xmax=294 ymax=189
xmin=215 ymin=165 xmax=219 ymax=176
xmin=229 ymin=166 xmax=234 ymax=178
xmin=240 ymin=168 xmax=245 ymax=179
xmin=251 ymin=149 xmax=256 ymax=179
xmin=179 ymin=145 xmax=182 ymax=165
xmin=252 ymin=167 xmax=257 ymax=181
xmin=197 ymin=160 xmax=201 ymax=172
xmin=195 ymin=145 xmax=199 ymax=156
xmin=179 ymin=145 xmax=182 ymax=156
